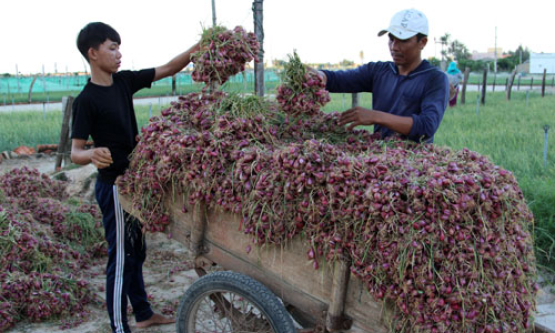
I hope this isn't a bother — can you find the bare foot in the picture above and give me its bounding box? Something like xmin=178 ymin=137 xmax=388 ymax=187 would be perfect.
xmin=135 ymin=313 xmax=175 ymax=329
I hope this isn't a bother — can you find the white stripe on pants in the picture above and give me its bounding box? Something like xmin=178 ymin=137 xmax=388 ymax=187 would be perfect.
xmin=113 ymin=185 xmax=126 ymax=333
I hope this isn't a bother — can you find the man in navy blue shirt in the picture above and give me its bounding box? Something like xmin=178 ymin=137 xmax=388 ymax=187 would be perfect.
xmin=319 ymin=9 xmax=449 ymax=143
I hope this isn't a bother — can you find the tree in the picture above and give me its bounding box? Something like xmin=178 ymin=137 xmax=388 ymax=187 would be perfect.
xmin=437 ymin=33 xmax=471 ymax=62
xmin=495 ymin=45 xmax=531 ymax=71
xmin=339 ymin=59 xmax=355 ymax=68
xmin=448 ymin=40 xmax=471 ymax=62
xmin=272 ymin=59 xmax=286 ymax=69
xmin=428 ymin=57 xmax=441 ymax=68
xmin=507 ymin=45 xmax=530 ymax=64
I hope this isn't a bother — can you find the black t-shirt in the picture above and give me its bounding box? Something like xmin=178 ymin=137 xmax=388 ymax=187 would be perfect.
xmin=71 ymin=69 xmax=155 ymax=184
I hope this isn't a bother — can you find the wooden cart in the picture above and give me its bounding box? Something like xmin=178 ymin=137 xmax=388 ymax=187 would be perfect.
xmin=118 ymin=191 xmax=551 ymax=333
xmin=118 ymin=191 xmax=394 ymax=333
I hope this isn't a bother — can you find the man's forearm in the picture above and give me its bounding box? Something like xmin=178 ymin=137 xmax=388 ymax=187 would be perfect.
xmin=154 ymin=42 xmax=200 ymax=81
xmin=374 ymin=111 xmax=413 ymax=136
xmin=70 ymin=148 xmax=92 ymax=165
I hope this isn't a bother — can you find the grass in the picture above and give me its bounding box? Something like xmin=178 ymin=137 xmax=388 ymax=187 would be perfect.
xmin=1 ymin=88 xmax=554 ymax=268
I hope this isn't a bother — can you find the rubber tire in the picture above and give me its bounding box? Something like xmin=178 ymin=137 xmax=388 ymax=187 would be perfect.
xmin=176 ymin=271 xmax=296 ymax=333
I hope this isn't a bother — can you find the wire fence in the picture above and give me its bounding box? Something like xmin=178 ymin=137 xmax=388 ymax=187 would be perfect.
xmin=0 ymin=70 xmax=281 ymax=96
xmin=1 ymin=68 xmax=554 ymax=107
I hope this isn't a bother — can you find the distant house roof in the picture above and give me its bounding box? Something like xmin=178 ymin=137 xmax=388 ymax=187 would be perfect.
xmin=471 ymin=49 xmax=510 ymax=61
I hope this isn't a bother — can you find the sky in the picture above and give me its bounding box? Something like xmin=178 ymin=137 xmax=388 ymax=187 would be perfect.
xmin=1 ymin=0 xmax=554 ymax=75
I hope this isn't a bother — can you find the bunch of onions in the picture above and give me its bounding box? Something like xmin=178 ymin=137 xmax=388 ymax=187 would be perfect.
xmin=276 ymin=51 xmax=330 ymax=116
xmin=0 ymin=167 xmax=105 ymax=331
xmin=191 ymin=25 xmax=260 ymax=86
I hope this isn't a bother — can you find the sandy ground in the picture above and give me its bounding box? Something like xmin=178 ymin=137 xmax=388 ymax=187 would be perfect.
xmin=1 ymin=154 xmax=554 ymax=333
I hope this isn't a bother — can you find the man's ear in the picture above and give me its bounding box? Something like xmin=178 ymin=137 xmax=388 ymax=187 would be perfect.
xmin=87 ymin=47 xmax=96 ymax=62
xmin=419 ymin=37 xmax=428 ymax=49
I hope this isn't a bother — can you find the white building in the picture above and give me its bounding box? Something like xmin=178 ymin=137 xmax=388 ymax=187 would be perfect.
xmin=529 ymin=53 xmax=555 ymax=74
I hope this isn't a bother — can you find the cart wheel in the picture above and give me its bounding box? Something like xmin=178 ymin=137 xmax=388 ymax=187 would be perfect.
xmin=176 ymin=271 xmax=296 ymax=333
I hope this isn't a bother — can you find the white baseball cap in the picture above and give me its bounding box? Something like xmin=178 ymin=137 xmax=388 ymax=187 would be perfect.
xmin=378 ymin=9 xmax=429 ymax=40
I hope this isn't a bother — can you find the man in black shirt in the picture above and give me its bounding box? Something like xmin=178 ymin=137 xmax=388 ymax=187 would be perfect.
xmin=71 ymin=22 xmax=199 ymax=333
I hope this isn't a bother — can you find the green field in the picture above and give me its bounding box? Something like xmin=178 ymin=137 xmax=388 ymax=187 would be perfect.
xmin=0 ymin=89 xmax=554 ymax=270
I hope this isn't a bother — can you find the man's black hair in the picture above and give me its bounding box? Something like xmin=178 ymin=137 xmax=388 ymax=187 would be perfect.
xmin=416 ymin=33 xmax=427 ymax=42
xmin=77 ymin=22 xmax=121 ymax=62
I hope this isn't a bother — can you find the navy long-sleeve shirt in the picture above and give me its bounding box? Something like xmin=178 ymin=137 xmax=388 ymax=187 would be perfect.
xmin=322 ymin=60 xmax=449 ymax=143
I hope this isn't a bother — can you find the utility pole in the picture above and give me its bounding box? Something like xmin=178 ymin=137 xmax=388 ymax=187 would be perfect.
xmin=210 ymin=0 xmax=217 ymax=93
xmin=434 ymin=37 xmax=447 ymax=71
xmin=211 ymin=0 xmax=216 ymax=26
xmin=253 ymin=0 xmax=264 ymax=97
xmin=494 ymin=26 xmax=497 ymax=73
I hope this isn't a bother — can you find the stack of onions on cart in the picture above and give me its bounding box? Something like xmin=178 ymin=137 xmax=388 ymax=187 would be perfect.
xmin=117 ymin=26 xmax=537 ymax=333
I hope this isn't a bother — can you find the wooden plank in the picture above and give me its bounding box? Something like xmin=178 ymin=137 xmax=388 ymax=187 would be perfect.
xmin=204 ymin=205 xmax=388 ymax=331
xmin=118 ymin=190 xmax=389 ymax=332
xmin=206 ymin=241 xmax=328 ymax=323
xmin=326 ymin=259 xmax=351 ymax=331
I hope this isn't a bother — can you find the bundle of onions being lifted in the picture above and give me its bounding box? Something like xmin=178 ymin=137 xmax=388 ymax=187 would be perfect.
xmin=191 ymin=25 xmax=260 ymax=86
xmin=276 ymin=51 xmax=330 ymax=116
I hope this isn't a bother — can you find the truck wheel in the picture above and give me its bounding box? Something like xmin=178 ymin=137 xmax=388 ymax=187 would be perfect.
xmin=176 ymin=271 xmax=296 ymax=333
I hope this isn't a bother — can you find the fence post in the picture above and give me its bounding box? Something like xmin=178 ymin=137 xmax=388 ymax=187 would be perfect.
xmin=461 ymin=67 xmax=470 ymax=105
xmin=530 ymin=77 xmax=533 ymax=90
xmin=352 ymin=93 xmax=359 ymax=108
xmin=481 ymin=68 xmax=488 ymax=105
xmin=517 ymin=76 xmax=521 ymax=91
xmin=542 ymin=68 xmax=547 ymax=97
xmin=492 ymin=73 xmax=496 ymax=92
xmin=544 ymin=125 xmax=550 ymax=168
xmin=55 ymin=96 xmax=74 ymax=171
xmin=172 ymin=75 xmax=176 ymax=96
xmin=28 ymin=75 xmax=38 ymax=104
xmin=506 ymin=70 xmax=517 ymax=101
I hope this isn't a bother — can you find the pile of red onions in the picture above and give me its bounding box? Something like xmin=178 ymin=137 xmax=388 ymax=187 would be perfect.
xmin=276 ymin=51 xmax=330 ymax=116
xmin=118 ymin=90 xmax=537 ymax=332
xmin=0 ymin=167 xmax=106 ymax=331
xmin=191 ymin=25 xmax=260 ymax=86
